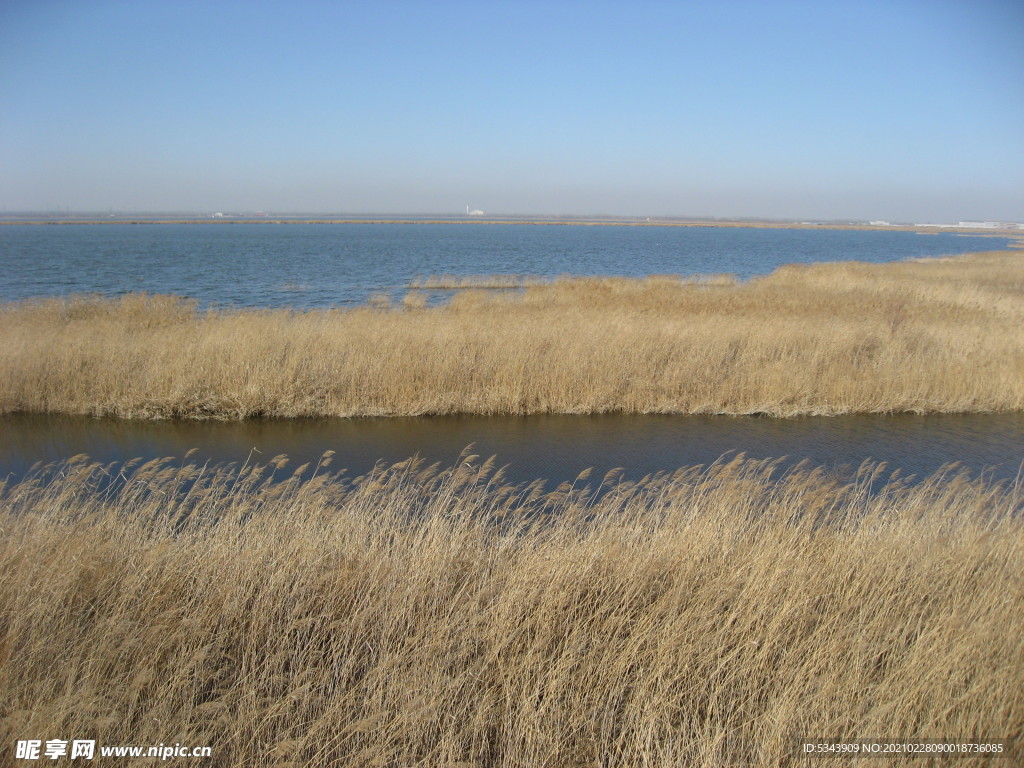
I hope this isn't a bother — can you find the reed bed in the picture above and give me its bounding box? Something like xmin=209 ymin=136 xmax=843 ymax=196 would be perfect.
xmin=1 ymin=250 xmax=1022 ymax=419
xmin=0 ymin=455 xmax=1021 ymax=766
xmin=407 ymin=274 xmax=738 ymax=290
xmin=408 ymin=274 xmax=542 ymax=289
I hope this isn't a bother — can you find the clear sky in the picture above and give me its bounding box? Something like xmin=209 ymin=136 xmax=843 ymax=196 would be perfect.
xmin=1 ymin=0 xmax=1022 ymax=221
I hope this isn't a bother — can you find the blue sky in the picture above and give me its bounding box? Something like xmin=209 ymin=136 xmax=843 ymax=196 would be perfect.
xmin=1 ymin=0 xmax=1022 ymax=221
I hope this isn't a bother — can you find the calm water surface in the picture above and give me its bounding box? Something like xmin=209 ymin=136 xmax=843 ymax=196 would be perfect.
xmin=3 ymin=413 xmax=1021 ymax=488
xmin=0 ymin=223 xmax=1012 ymax=308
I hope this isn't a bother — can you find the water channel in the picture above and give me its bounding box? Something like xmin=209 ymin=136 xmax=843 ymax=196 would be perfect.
xmin=3 ymin=412 xmax=1021 ymax=489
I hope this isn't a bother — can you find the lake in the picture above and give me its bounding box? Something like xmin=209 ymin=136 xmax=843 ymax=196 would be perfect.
xmin=0 ymin=221 xmax=1013 ymax=308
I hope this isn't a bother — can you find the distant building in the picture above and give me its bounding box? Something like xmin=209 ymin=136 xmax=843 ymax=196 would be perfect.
xmin=212 ymin=212 xmax=224 ymax=218
xmin=466 ymin=206 xmax=485 ymax=216
xmin=958 ymin=221 xmax=999 ymax=228
xmin=869 ymin=220 xmax=890 ymax=226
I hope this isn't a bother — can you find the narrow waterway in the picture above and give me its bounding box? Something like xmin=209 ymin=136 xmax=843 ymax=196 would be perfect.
xmin=2 ymin=412 xmax=1021 ymax=488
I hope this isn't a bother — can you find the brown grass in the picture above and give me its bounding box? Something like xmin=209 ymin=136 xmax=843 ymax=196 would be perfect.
xmin=408 ymin=274 xmax=542 ymax=289
xmin=0 ymin=454 xmax=1021 ymax=766
xmin=1 ymin=251 xmax=1022 ymax=419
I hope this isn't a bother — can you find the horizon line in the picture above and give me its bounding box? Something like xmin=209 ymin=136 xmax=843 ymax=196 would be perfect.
xmin=2 ymin=210 xmax=1022 ymax=227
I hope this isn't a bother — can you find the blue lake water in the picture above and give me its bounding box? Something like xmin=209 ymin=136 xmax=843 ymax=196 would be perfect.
xmin=0 ymin=221 xmax=1012 ymax=308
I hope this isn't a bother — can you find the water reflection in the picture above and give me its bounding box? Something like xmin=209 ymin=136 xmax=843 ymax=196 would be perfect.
xmin=2 ymin=412 xmax=1021 ymax=487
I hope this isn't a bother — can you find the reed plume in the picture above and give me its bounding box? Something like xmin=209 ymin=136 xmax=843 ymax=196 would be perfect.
xmin=0 ymin=455 xmax=1021 ymax=766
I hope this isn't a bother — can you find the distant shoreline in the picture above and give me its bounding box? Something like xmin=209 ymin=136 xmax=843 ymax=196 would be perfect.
xmin=2 ymin=216 xmax=1023 ymax=236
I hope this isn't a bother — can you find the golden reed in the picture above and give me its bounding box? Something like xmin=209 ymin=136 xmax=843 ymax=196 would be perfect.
xmin=1 ymin=250 xmax=1022 ymax=419
xmin=1 ymin=455 xmax=1021 ymax=766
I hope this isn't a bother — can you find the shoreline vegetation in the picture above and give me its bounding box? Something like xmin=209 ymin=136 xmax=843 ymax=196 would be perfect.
xmin=1 ymin=455 xmax=1022 ymax=766
xmin=2 ymin=250 xmax=1022 ymax=420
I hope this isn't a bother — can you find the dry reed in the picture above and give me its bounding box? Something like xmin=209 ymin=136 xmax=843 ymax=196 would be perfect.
xmin=1 ymin=250 xmax=1022 ymax=419
xmin=408 ymin=274 xmax=541 ymax=289
xmin=0 ymin=454 xmax=1021 ymax=766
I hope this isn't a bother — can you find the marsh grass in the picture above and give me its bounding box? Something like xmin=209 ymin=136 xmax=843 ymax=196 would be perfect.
xmin=409 ymin=274 xmax=543 ymax=289
xmin=0 ymin=455 xmax=1021 ymax=766
xmin=1 ymin=251 xmax=1022 ymax=419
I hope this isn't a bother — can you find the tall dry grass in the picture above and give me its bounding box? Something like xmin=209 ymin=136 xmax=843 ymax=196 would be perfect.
xmin=0 ymin=455 xmax=1021 ymax=766
xmin=408 ymin=274 xmax=542 ymax=289
xmin=1 ymin=250 xmax=1022 ymax=419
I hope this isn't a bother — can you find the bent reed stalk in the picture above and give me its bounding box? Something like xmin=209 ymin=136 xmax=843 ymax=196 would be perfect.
xmin=1 ymin=250 xmax=1023 ymax=419
xmin=1 ymin=455 xmax=1022 ymax=766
